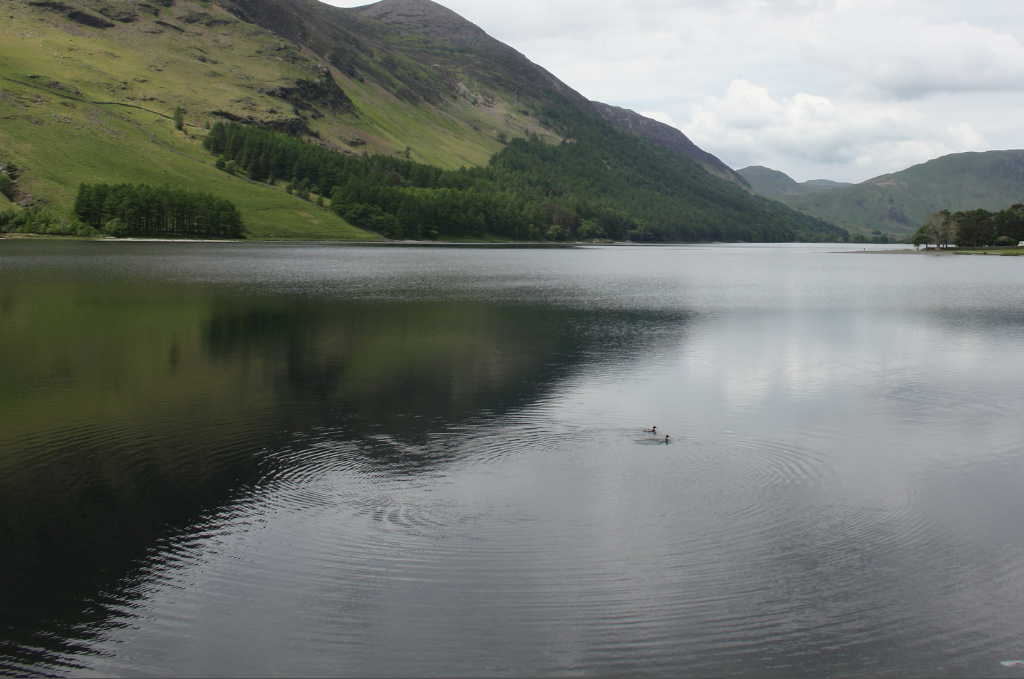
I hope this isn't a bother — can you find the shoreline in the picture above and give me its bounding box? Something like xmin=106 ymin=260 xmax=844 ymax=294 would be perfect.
xmin=852 ymin=247 xmax=1024 ymax=256
xmin=3 ymin=234 xmax=909 ymax=247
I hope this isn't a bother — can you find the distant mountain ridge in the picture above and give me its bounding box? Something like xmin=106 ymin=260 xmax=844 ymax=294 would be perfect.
xmin=738 ymin=166 xmax=851 ymax=198
xmin=773 ymin=151 xmax=1024 ymax=233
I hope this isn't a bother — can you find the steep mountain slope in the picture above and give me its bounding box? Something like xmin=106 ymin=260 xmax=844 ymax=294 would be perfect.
xmin=738 ymin=166 xmax=851 ymax=198
xmin=776 ymin=151 xmax=1024 ymax=234
xmin=0 ymin=0 xmax=838 ymax=241
xmin=214 ymin=0 xmax=748 ymax=185
xmin=593 ymin=103 xmax=749 ymax=187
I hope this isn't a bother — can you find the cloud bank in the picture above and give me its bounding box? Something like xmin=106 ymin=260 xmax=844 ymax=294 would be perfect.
xmin=679 ymin=79 xmax=988 ymax=180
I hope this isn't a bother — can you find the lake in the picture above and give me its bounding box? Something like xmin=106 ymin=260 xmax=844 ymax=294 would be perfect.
xmin=2 ymin=241 xmax=1024 ymax=677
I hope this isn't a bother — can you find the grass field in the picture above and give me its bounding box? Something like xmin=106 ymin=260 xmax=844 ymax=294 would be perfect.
xmin=951 ymin=248 xmax=1024 ymax=256
xmin=0 ymin=74 xmax=381 ymax=239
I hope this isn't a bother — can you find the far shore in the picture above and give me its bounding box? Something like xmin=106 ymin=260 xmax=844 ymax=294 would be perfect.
xmin=853 ymin=247 xmax=1024 ymax=256
xmin=13 ymin=233 xmax=1021 ymax=252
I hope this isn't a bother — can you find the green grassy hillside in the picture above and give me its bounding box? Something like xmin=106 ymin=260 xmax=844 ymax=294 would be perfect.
xmin=0 ymin=0 xmax=545 ymax=235
xmin=0 ymin=78 xmax=376 ymax=238
xmin=1 ymin=0 xmax=841 ymax=242
xmin=1 ymin=0 xmax=553 ymax=164
xmin=776 ymin=151 xmax=1024 ymax=234
xmin=0 ymin=2 xmax=386 ymax=238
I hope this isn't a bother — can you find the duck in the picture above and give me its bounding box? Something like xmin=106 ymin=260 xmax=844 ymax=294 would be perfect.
xmin=664 ymin=434 xmax=670 ymax=444
xmin=644 ymin=425 xmax=657 ymax=433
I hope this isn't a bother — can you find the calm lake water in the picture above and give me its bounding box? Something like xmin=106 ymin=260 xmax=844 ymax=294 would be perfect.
xmin=2 ymin=241 xmax=1024 ymax=677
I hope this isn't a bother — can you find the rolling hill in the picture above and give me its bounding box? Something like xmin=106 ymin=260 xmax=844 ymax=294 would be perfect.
xmin=738 ymin=166 xmax=851 ymax=198
xmin=772 ymin=151 xmax=1024 ymax=234
xmin=0 ymin=0 xmax=840 ymax=241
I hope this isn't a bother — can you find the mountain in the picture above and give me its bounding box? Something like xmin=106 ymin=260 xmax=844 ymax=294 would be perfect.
xmin=773 ymin=151 xmax=1024 ymax=234
xmin=592 ymin=103 xmax=749 ymax=187
xmin=738 ymin=166 xmax=852 ymax=198
xmin=0 ymin=0 xmax=838 ymax=241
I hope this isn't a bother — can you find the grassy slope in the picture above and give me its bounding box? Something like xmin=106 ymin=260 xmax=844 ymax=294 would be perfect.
xmin=0 ymin=0 xmax=547 ymax=237
xmin=212 ymin=0 xmax=561 ymax=164
xmin=16 ymin=0 xmax=546 ymax=165
xmin=0 ymin=79 xmax=376 ymax=239
xmin=778 ymin=151 xmax=1024 ymax=234
xmin=737 ymin=166 xmax=806 ymax=198
xmin=314 ymin=72 xmax=551 ymax=169
xmin=0 ymin=6 xmax=381 ymax=238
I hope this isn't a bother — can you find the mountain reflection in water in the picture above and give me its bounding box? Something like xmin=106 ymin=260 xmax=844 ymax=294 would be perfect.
xmin=0 ymin=262 xmax=685 ymax=674
xmin=4 ymin=241 xmax=1024 ymax=678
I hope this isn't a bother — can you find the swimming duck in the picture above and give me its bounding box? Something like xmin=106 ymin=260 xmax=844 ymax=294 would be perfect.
xmin=644 ymin=426 xmax=657 ymax=433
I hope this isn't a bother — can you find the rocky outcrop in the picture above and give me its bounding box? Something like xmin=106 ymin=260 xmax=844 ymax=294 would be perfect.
xmin=262 ymin=71 xmax=354 ymax=116
xmin=28 ymin=1 xmax=115 ymax=28
xmin=209 ymin=110 xmax=315 ymax=137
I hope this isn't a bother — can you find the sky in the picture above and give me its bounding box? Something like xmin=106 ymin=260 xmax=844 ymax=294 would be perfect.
xmin=321 ymin=0 xmax=1024 ymax=183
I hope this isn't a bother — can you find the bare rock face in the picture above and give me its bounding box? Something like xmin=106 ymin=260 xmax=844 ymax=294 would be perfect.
xmin=262 ymin=72 xmax=354 ymax=116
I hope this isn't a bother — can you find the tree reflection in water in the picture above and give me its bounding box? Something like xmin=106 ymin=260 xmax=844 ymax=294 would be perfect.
xmin=0 ymin=280 xmax=685 ymax=674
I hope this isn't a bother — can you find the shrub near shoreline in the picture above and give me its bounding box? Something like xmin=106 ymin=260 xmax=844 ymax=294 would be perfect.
xmin=0 ymin=208 xmax=99 ymax=237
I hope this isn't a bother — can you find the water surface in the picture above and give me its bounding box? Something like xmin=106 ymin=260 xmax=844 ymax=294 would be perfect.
xmin=2 ymin=241 xmax=1024 ymax=677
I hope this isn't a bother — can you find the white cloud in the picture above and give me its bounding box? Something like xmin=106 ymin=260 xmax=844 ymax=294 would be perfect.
xmin=801 ymin=17 xmax=1024 ymax=98
xmin=681 ymin=80 xmax=990 ymax=180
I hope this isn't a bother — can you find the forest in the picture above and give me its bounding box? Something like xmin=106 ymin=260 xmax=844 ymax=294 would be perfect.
xmin=914 ymin=204 xmax=1024 ymax=248
xmin=73 ymin=183 xmax=245 ymax=239
xmin=203 ymin=115 xmax=844 ymax=242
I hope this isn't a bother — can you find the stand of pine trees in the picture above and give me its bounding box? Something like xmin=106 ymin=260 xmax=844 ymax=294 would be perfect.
xmin=203 ymin=120 xmax=842 ymax=243
xmin=74 ymin=183 xmax=245 ymax=238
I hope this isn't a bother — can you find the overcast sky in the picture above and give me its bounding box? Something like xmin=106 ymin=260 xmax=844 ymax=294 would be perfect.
xmin=322 ymin=0 xmax=1024 ymax=183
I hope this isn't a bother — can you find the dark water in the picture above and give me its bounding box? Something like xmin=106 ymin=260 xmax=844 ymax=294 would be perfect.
xmin=3 ymin=241 xmax=1024 ymax=677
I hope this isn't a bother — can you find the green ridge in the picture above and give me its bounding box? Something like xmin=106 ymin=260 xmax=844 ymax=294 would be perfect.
xmin=737 ymin=166 xmax=852 ymax=198
xmin=776 ymin=151 xmax=1024 ymax=234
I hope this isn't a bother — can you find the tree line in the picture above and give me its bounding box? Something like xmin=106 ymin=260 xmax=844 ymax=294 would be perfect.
xmin=914 ymin=205 xmax=1024 ymax=249
xmin=74 ymin=183 xmax=245 ymax=238
xmin=203 ymin=118 xmax=843 ymax=243
xmin=0 ymin=208 xmax=103 ymax=236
